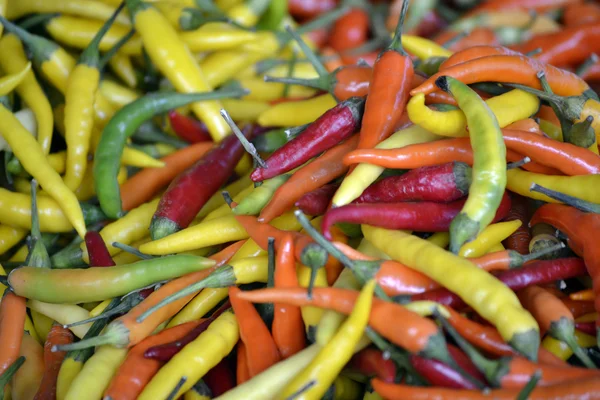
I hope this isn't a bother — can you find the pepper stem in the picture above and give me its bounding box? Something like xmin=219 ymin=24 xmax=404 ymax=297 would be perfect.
xmin=30 ymin=179 xmax=41 ymax=243
xmin=26 ymin=179 xmax=51 ymax=269
xmin=222 ymin=190 xmax=234 ymax=207
xmin=568 ymin=116 xmax=596 ymax=149
xmin=220 ymin=109 xmax=266 ymax=169
xmin=530 ymin=183 xmax=600 ymax=214
xmin=52 ymin=322 xmax=128 ymax=352
xmin=284 ymin=25 xmax=329 ymax=78
xmin=387 ymin=0 xmax=409 ymax=54
xmin=0 ymin=15 xmax=58 ymax=67
xmin=136 ymin=265 xmax=236 ymax=323
xmin=506 ymin=157 xmax=531 ymax=170
xmin=576 ymin=53 xmax=599 ymax=77
xmin=64 ymin=297 xmax=122 ymax=328
xmin=551 ymin=318 xmax=597 ymax=369
xmin=112 ymin=242 xmax=154 ymax=260
xmin=516 ymin=370 xmax=542 ymax=400
xmin=166 ymin=377 xmax=187 ymax=400
xmin=295 ymin=6 xmax=351 ymax=37
xmin=283 ymin=49 xmax=298 ymax=98
xmin=300 ymin=243 xmax=328 ymax=298
xmin=98 ymin=29 xmax=135 ymax=70
xmin=79 ymin=1 xmax=125 ymax=67
xmin=0 ymin=356 xmax=25 ymax=388
xmin=18 ymin=13 xmax=59 ymax=30
xmin=267 ymin=237 xmax=275 ymax=289
xmin=263 ymin=75 xmax=329 ymax=92
xmin=516 ymin=242 xmax=565 ymax=266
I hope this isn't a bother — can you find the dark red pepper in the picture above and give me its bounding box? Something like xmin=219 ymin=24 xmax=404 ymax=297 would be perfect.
xmin=203 ymin=358 xmax=236 ymax=396
xmin=144 ymin=301 xmax=231 ymax=361
xmin=321 ymin=191 xmax=511 ymax=240
xmin=501 ymin=194 xmax=531 ymax=255
xmin=250 ymin=97 xmax=365 ymax=182
xmin=295 ymin=183 xmax=340 ymax=216
xmin=347 ymin=348 xmax=397 ymax=383
xmin=168 ymin=110 xmax=212 ymax=143
xmin=412 ymin=258 xmax=588 ymax=309
xmin=84 ymin=231 xmax=116 ymax=267
xmin=288 ymin=0 xmax=336 ymax=19
xmin=354 ymin=162 xmax=471 ymax=204
xmin=410 ymin=354 xmax=478 ymax=389
xmin=574 ymin=321 xmax=596 ymax=336
xmin=150 ymin=126 xmax=254 ymax=239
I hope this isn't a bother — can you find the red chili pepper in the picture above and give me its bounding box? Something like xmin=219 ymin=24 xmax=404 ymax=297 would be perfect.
xmin=440 ymin=45 xmax=521 ymax=71
xmin=143 ymin=300 xmax=231 ymax=361
xmin=563 ymin=2 xmax=600 ymax=26
xmin=288 ymin=0 xmax=336 ymax=19
xmin=412 ymin=258 xmax=587 ymax=309
xmin=150 ymin=125 xmax=253 ymax=239
xmin=409 ymin=354 xmax=478 ymax=389
xmin=348 ymin=348 xmax=397 ymax=383
xmin=34 ymin=325 xmax=74 ymax=400
xmin=355 ymin=162 xmax=471 ymax=204
xmin=574 ymin=322 xmax=596 ymax=336
xmin=329 ymin=7 xmax=370 ymax=52
xmin=512 ymin=23 xmax=600 ymax=67
xmin=84 ymin=231 xmax=116 ymax=267
xmin=467 ymin=0 xmax=581 ymax=15
xmin=250 ymin=97 xmax=365 ymax=182
xmin=306 ymin=27 xmax=330 ymax=49
xmin=357 ymin=1 xmax=414 ymax=150
xmin=436 ymin=28 xmax=500 ymax=52
xmin=341 ymin=50 xmax=379 ymax=67
xmin=236 ymin=340 xmax=250 ymax=385
xmin=295 ymin=183 xmax=340 ymax=216
xmin=203 ymin=358 xmax=235 ymax=396
xmin=167 ymin=111 xmax=212 ymax=143
xmin=321 ymin=191 xmax=511 ymax=239
xmin=502 ymin=194 xmax=531 ymax=255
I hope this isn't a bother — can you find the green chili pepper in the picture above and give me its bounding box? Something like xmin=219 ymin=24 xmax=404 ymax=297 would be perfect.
xmin=94 ymin=88 xmax=247 ymax=219
xmin=232 ymin=174 xmax=291 ymax=215
xmin=435 ymin=76 xmax=507 ymax=253
xmin=8 ymin=254 xmax=216 ymax=303
xmin=416 ymin=56 xmax=448 ymax=76
xmin=567 ymin=115 xmax=596 ymax=150
xmin=252 ymin=124 xmax=309 ymax=153
xmin=257 ymin=0 xmax=288 ymax=31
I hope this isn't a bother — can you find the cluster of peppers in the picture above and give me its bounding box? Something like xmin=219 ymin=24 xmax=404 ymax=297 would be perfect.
xmin=1 ymin=0 xmax=600 ymax=399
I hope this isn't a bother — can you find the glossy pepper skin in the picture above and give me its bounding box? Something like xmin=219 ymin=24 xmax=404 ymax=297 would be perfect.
xmin=150 ymin=125 xmax=253 ymax=240
xmin=251 ymin=97 xmax=365 ymax=182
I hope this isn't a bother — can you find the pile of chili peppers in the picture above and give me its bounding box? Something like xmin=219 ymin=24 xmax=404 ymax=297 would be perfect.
xmin=2 ymin=0 xmax=600 ymax=398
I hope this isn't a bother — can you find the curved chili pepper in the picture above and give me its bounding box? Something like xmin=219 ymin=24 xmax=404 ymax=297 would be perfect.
xmin=322 ymin=192 xmax=511 ymax=239
xmin=502 ymin=194 xmax=531 ymax=255
xmin=412 ymin=258 xmax=587 ymax=309
xmin=295 ymin=183 xmax=340 ymax=216
xmin=409 ymin=354 xmax=478 ymax=390
xmin=150 ymin=124 xmax=253 ymax=240
xmin=355 ymin=162 xmax=471 ymax=204
xmin=84 ymin=231 xmax=116 ymax=268
xmin=348 ymin=348 xmax=397 ymax=383
xmin=203 ymin=358 xmax=235 ymax=397
xmin=440 ymin=44 xmax=521 ymax=70
xmin=250 ymin=97 xmax=365 ymax=182
xmin=167 ymin=111 xmax=212 ymax=143
xmin=329 ymin=7 xmax=370 ymax=52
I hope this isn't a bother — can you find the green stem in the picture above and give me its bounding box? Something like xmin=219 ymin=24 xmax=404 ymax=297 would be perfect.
xmin=283 ymin=49 xmax=298 ymax=98
xmin=136 ymin=265 xmax=236 ymax=322
xmin=99 ymin=28 xmax=136 ymax=70
xmin=568 ymin=115 xmax=596 ymax=149
xmin=285 ymin=380 xmax=317 ymax=400
xmin=525 ymin=48 xmax=542 ymax=57
xmin=0 ymin=15 xmax=59 ymax=67
xmin=194 ymin=0 xmax=222 ymax=15
xmin=52 ymin=322 xmax=129 ymax=351
xmin=284 ymin=25 xmax=328 ymax=78
xmin=388 ymin=0 xmax=409 ymax=54
xmin=166 ymin=377 xmax=187 ymax=400
xmin=18 ymin=13 xmax=59 ymax=30
xmin=515 ymin=242 xmax=565 ymax=267
xmin=30 ymin=179 xmax=41 ymax=243
xmin=552 ymin=318 xmax=597 ymax=369
xmin=64 ymin=297 xmax=122 ymax=328
xmin=296 ymin=6 xmax=351 ymax=37
xmin=26 ymin=179 xmax=51 ymax=269
xmin=576 ymin=54 xmax=599 ymax=77
xmin=0 ymin=356 xmax=25 ymax=396
xmin=111 ymin=242 xmax=154 ymax=260
xmin=80 ymin=1 xmax=126 ymax=67
xmin=506 ymin=157 xmax=530 ymax=170
xmin=529 ymin=183 xmax=600 ymax=214
xmin=441 ymin=30 xmax=468 ymax=49
xmin=222 ymin=190 xmax=234 ymax=207
xmin=516 ymin=370 xmax=541 ymax=400
xmin=264 ymin=75 xmax=329 ymax=92
xmin=300 ymin=243 xmax=328 ymax=298
xmin=220 ymin=109 xmax=266 ymax=168
xmin=267 ymin=237 xmax=275 ymax=289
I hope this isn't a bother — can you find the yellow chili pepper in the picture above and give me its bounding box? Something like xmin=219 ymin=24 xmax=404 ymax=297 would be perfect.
xmin=297 ymin=262 xmax=329 ymax=335
xmin=280 ymin=280 xmax=375 ymax=399
xmin=426 ymin=232 xmax=450 ymax=249
xmin=64 ymin=345 xmax=128 ymax=400
xmin=112 ymin=236 xmax=152 ymax=265
xmin=459 ymin=220 xmax=522 ymax=258
xmin=89 ymin=299 xmax=113 ymax=318
xmin=6 ymin=0 xmax=131 ymax=25
xmin=363 ymin=226 xmax=540 ymax=359
xmin=332 ymin=125 xmax=442 ymax=207
xmin=0 ymin=61 xmax=31 ymax=95
xmin=127 ymin=1 xmax=230 ymax=142
xmin=0 ymin=106 xmax=86 ymax=239
xmin=139 ymin=311 xmax=239 ymax=400
xmin=81 ymin=198 xmax=160 ymax=262
xmin=197 ymin=173 xmax=253 ymax=219
xmin=23 ymin=313 xmax=41 ymax=344
xmin=541 ymin=330 xmax=596 ymax=361
xmin=108 ymin=52 xmax=137 ymax=89
xmin=201 ymin=50 xmax=268 ymax=88
xmin=407 ymin=89 xmax=540 ymax=137
xmin=576 ymin=313 xmax=597 ymax=323
xmin=45 ymin=15 xmax=141 ymax=55
xmin=486 ymin=242 xmax=506 ymax=253
xmin=203 ymin=183 xmax=255 ymax=221
xmin=0 ymin=34 xmax=53 ymax=154
xmin=230 ymin=239 xmax=265 ymax=261
xmin=0 ymin=264 xmax=6 ymax=294
xmin=11 ymin=333 xmax=44 ymax=400
xmin=9 ymin=243 xmax=29 ymax=263
xmin=332 ymin=375 xmax=363 ymax=400
xmin=240 ymin=77 xmax=316 ymax=102
xmin=150 ymin=1 xmax=188 ymax=28
xmin=506 ymin=168 xmax=600 ymax=204
xmin=27 ymin=300 xmax=92 ymax=339
xmin=167 ymin=287 xmax=229 ymax=328
xmin=539 ymin=119 xmax=563 ymax=141
xmin=220 ymin=98 xmax=270 ymax=122
xmin=0 ymin=0 xmax=5 ymax=37
xmin=76 ymin=163 xmax=127 ymax=202
xmin=216 ymin=0 xmax=244 ymax=12
xmin=451 ymin=10 xmax=560 ymax=35
xmin=180 ymin=22 xmax=258 ymax=52
xmin=139 ymin=210 xmax=301 ymax=255
xmin=226 ymin=0 xmax=270 ymax=27
xmin=403 ymin=34 xmax=453 ymax=60
xmin=0 ymin=225 xmax=27 ymax=256
xmin=30 ymin=309 xmax=54 ymax=343
xmin=258 ymin=93 xmax=338 ymax=127
xmin=99 ymin=80 xmax=140 ymax=109
xmin=183 ymin=383 xmax=212 ymax=400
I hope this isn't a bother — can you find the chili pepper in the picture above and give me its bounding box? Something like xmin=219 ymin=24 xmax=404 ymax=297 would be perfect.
xmin=356 ymin=0 xmax=414 ymax=150
xmin=6 ymin=0 xmax=130 ymax=24
xmin=100 ymin=80 xmax=141 ymax=110
xmin=407 ymin=89 xmax=540 ymax=137
xmin=258 ymin=93 xmax=338 ymax=127
xmin=33 ymin=325 xmax=74 ymax=400
xmin=233 ymin=174 xmax=291 ymax=215
xmin=11 ymin=333 xmax=44 ymax=400
xmin=502 ymin=194 xmax=531 ymax=255
xmin=137 ymin=311 xmax=239 ymax=400
xmin=410 ymin=353 xmax=479 ymax=390
xmin=259 ymin=135 xmax=359 ymax=223
xmin=0 ymin=225 xmax=27 ymax=256
xmin=568 ymin=116 xmax=598 ymax=153
xmin=289 ymin=0 xmax=336 ymax=19
xmin=0 ymin=357 xmax=25 ymax=400
xmin=402 ymin=35 xmax=453 ymax=60
xmin=458 ymin=220 xmax=522 ymax=258
xmin=413 ymin=257 xmax=587 ymax=309
xmin=278 ymin=280 xmax=375 ymax=399
xmin=95 ymin=89 xmax=243 ymax=220
xmin=332 ymin=124 xmax=442 ymax=207
xmin=413 ymin=55 xmax=594 ymax=99
xmin=329 ymin=7 xmax=369 ymax=53
xmin=322 ymin=192 xmax=510 ymax=239
xmin=348 ymin=348 xmax=396 ymax=383
xmin=469 ymin=243 xmax=564 ymax=272
xmin=236 ymin=340 xmax=250 ymax=385
xmin=107 ymin=52 xmax=137 ymax=88
xmin=575 ymin=322 xmax=596 ymax=336
xmin=167 ymin=111 xmax=212 ymax=144
xmin=362 ymin=225 xmax=540 ymax=360
xmin=202 ymin=358 xmax=234 ymax=397
xmin=103 ymin=320 xmax=202 ymax=400
xmin=9 ymin=254 xmax=215 ymax=303
xmin=132 ymin=121 xmax=187 ymax=149
xmin=144 ymin=301 xmax=231 ymax=362
xmin=180 ymin=23 xmax=258 ymax=52
xmin=518 ymin=285 xmax=596 ymax=368
xmin=295 ymin=183 xmax=340 ymax=216
xmin=434 ymin=76 xmax=507 ymax=253
xmin=542 ymin=329 xmax=596 ymax=362
xmin=126 ymin=0 xmax=231 ymax=141
xmin=272 ymin=234 xmax=306 ymax=359
xmin=0 ymin=291 xmax=26 ymax=376
xmin=84 ymin=231 xmax=116 ymax=269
